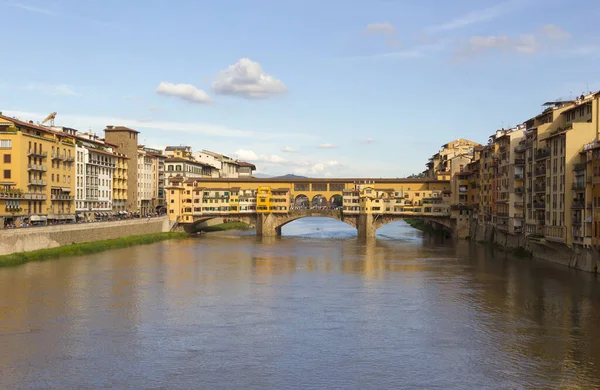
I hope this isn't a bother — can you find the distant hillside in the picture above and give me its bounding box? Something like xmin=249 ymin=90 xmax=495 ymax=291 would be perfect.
xmin=273 ymin=174 xmax=308 ymax=179
xmin=253 ymin=173 xmax=272 ymax=178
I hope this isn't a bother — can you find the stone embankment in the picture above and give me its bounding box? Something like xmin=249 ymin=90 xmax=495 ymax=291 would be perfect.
xmin=0 ymin=216 xmax=170 ymax=256
xmin=469 ymin=218 xmax=599 ymax=273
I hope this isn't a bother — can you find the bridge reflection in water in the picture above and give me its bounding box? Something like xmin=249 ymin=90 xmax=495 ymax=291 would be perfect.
xmin=168 ymin=177 xmax=459 ymax=238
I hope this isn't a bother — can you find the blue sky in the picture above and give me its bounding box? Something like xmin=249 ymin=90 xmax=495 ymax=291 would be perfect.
xmin=2 ymin=0 xmax=600 ymax=177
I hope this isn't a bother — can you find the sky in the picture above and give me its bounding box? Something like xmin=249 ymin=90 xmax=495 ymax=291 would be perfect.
xmin=1 ymin=0 xmax=600 ymax=177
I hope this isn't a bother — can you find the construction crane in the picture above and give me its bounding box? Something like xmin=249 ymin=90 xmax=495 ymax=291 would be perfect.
xmin=41 ymin=112 xmax=57 ymax=127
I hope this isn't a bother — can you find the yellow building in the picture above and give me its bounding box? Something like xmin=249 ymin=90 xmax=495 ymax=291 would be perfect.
xmin=0 ymin=114 xmax=76 ymax=227
xmin=166 ymin=177 xmax=451 ymax=223
xmin=424 ymin=138 xmax=481 ymax=180
xmin=113 ymin=154 xmax=129 ymax=212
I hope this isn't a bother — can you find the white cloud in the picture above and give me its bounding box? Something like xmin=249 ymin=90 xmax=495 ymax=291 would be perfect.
xmin=3 ymin=110 xmax=307 ymax=140
xmin=456 ymin=34 xmax=541 ymax=57
xmin=155 ymin=82 xmax=213 ymax=104
xmin=539 ymin=24 xmax=571 ymax=41
xmin=427 ymin=0 xmax=525 ymax=33
xmin=364 ymin=22 xmax=396 ymax=36
xmin=363 ymin=22 xmax=401 ymax=47
xmin=363 ymin=138 xmax=375 ymax=144
xmin=316 ymin=143 xmax=337 ymax=149
xmin=234 ymin=149 xmax=286 ymax=163
xmin=281 ymin=146 xmax=298 ymax=153
xmin=6 ymin=2 xmax=56 ymax=16
xmin=22 ymin=83 xmax=79 ymax=96
xmin=148 ymin=106 xmax=162 ymax=112
xmin=211 ymin=58 xmax=287 ymax=99
xmin=293 ymin=160 xmax=341 ymax=176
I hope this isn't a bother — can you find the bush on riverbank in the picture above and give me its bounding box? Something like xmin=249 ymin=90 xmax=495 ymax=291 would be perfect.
xmin=200 ymin=221 xmax=251 ymax=232
xmin=0 ymin=232 xmax=188 ymax=268
xmin=405 ymin=218 xmax=444 ymax=235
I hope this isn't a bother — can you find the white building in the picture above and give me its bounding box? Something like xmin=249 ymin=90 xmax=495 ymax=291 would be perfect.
xmin=55 ymin=127 xmax=118 ymax=220
xmin=137 ymin=149 xmax=155 ymax=215
xmin=194 ymin=149 xmax=256 ymax=178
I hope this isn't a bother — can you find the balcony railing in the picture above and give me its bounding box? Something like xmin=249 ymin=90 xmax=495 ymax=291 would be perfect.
xmin=65 ymin=156 xmax=75 ymax=162
xmin=572 ymin=199 xmax=585 ymax=209
xmin=574 ymin=163 xmax=586 ymax=172
xmin=23 ymin=193 xmax=47 ymax=200
xmin=28 ymin=150 xmax=48 ymax=158
xmin=51 ymin=194 xmax=75 ymax=201
xmin=514 ymin=145 xmax=526 ymax=153
xmin=514 ymin=173 xmax=524 ymax=180
xmin=534 ymin=202 xmax=545 ymax=209
xmin=572 ymin=182 xmax=586 ymax=190
xmin=514 ymin=202 xmax=524 ymax=208
xmin=0 ymin=192 xmax=23 ymax=199
xmin=536 ymin=149 xmax=551 ymax=160
xmin=535 ymin=169 xmax=546 ymax=177
xmin=28 ymin=179 xmax=47 ymax=186
xmin=51 ymin=152 xmax=65 ymax=160
xmin=534 ymin=184 xmax=546 ymax=193
xmin=572 ymin=219 xmax=583 ymax=226
xmin=515 ymin=187 xmax=524 ymax=194
xmin=538 ymin=219 xmax=546 ymax=226
xmin=27 ymin=164 xmax=47 ymax=172
xmin=514 ymin=158 xmax=525 ymax=165
xmin=514 ymin=213 xmax=525 ymax=219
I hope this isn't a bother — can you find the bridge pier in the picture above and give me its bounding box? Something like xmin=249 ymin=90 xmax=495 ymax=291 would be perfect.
xmin=357 ymin=214 xmax=376 ymax=240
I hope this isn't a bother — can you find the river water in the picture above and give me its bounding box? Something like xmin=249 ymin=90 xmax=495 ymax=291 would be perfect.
xmin=1 ymin=219 xmax=600 ymax=389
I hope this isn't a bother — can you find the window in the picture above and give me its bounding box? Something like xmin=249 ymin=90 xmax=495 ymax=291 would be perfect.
xmin=3 ymin=170 xmax=10 ymax=179
xmin=3 ymin=154 xmax=10 ymax=163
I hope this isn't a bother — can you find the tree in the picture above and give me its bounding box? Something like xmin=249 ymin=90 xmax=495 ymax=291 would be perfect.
xmin=407 ymin=172 xmax=425 ymax=179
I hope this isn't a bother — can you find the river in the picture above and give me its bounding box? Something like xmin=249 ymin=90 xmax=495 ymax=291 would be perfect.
xmin=1 ymin=218 xmax=599 ymax=389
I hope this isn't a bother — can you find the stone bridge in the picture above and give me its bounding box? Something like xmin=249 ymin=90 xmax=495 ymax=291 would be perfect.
xmin=184 ymin=209 xmax=455 ymax=239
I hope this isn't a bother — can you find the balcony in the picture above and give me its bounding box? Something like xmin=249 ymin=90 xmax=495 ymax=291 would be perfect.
xmin=5 ymin=205 xmax=22 ymax=212
xmin=51 ymin=194 xmax=75 ymax=201
xmin=514 ymin=202 xmax=524 ymax=208
xmin=514 ymin=145 xmax=526 ymax=153
xmin=23 ymin=193 xmax=47 ymax=200
xmin=514 ymin=213 xmax=525 ymax=219
xmin=537 ymin=219 xmax=546 ymax=226
xmin=514 ymin=187 xmax=524 ymax=194
xmin=572 ymin=219 xmax=583 ymax=226
xmin=572 ymin=199 xmax=585 ymax=209
xmin=514 ymin=173 xmax=524 ymax=180
xmin=535 ymin=149 xmax=550 ymax=160
xmin=51 ymin=152 xmax=65 ymax=160
xmin=0 ymin=192 xmax=23 ymax=199
xmin=534 ymin=202 xmax=545 ymax=209
xmin=534 ymin=184 xmax=546 ymax=193
xmin=28 ymin=150 xmax=48 ymax=158
xmin=27 ymin=163 xmax=47 ymax=172
xmin=514 ymin=158 xmax=525 ymax=165
xmin=574 ymin=163 xmax=586 ymax=172
xmin=65 ymin=155 xmax=75 ymax=162
xmin=535 ymin=168 xmax=546 ymax=177
xmin=572 ymin=182 xmax=586 ymax=191
xmin=28 ymin=179 xmax=47 ymax=186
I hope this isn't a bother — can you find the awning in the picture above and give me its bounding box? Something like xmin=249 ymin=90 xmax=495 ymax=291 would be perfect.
xmin=30 ymin=215 xmax=40 ymax=221
xmin=61 ymin=187 xmax=71 ymax=192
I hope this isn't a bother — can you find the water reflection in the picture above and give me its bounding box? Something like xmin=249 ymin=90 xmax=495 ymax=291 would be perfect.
xmin=0 ymin=220 xmax=599 ymax=388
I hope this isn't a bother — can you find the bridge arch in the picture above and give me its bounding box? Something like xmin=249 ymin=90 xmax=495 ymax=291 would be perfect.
xmin=329 ymin=194 xmax=343 ymax=208
xmin=312 ymin=194 xmax=328 ymax=207
xmin=294 ymin=194 xmax=309 ymax=208
xmin=371 ymin=215 xmax=454 ymax=233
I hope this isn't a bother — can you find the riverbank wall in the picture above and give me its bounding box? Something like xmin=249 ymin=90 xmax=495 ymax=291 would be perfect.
xmin=0 ymin=216 xmax=170 ymax=256
xmin=468 ymin=217 xmax=599 ymax=273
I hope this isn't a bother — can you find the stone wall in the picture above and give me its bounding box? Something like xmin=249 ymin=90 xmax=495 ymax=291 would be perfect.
xmin=0 ymin=216 xmax=170 ymax=256
xmin=468 ymin=216 xmax=599 ymax=273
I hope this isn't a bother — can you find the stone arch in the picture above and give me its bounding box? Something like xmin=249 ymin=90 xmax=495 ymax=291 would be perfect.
xmin=329 ymin=194 xmax=343 ymax=208
xmin=277 ymin=215 xmax=357 ymax=231
xmin=371 ymin=215 xmax=454 ymax=234
xmin=294 ymin=194 xmax=309 ymax=208
xmin=312 ymin=194 xmax=328 ymax=208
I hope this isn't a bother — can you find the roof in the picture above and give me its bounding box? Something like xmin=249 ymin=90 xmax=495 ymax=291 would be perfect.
xmin=164 ymin=157 xmax=213 ymax=167
xmin=0 ymin=114 xmax=75 ymax=138
xmin=165 ymin=146 xmax=191 ymax=151
xmin=179 ymin=177 xmax=450 ymax=184
xmin=85 ymin=146 xmax=121 ymax=158
xmin=236 ymin=161 xmax=257 ymax=169
xmin=104 ymin=125 xmax=140 ymax=134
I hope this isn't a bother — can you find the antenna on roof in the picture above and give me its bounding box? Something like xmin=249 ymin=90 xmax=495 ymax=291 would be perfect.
xmin=569 ymin=91 xmax=572 ymax=100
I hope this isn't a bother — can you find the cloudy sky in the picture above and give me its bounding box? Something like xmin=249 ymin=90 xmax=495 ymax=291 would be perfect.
xmin=1 ymin=0 xmax=599 ymax=177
